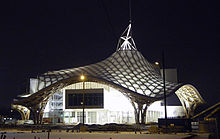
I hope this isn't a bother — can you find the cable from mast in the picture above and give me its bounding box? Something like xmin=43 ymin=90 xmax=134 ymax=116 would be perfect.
xmin=98 ymin=0 xmax=118 ymax=40
xmin=129 ymin=0 xmax=132 ymax=24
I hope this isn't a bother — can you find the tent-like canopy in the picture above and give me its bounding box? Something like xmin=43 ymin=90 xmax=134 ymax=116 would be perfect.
xmin=13 ymin=24 xmax=205 ymax=124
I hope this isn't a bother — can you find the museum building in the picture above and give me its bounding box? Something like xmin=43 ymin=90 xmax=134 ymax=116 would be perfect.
xmin=12 ymin=24 xmax=205 ymax=125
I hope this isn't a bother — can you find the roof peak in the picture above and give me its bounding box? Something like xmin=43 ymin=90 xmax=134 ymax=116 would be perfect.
xmin=116 ymin=23 xmax=137 ymax=51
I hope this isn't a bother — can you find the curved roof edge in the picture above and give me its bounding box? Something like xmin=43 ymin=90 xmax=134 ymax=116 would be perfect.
xmin=174 ymin=84 xmax=205 ymax=118
xmin=14 ymin=75 xmax=160 ymax=107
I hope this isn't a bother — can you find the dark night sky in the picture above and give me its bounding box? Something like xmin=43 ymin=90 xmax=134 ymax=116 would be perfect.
xmin=0 ymin=0 xmax=219 ymax=110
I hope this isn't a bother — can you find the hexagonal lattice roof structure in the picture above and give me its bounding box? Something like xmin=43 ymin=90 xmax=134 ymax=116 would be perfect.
xmin=36 ymin=24 xmax=179 ymax=99
xmin=14 ymin=24 xmax=204 ymax=118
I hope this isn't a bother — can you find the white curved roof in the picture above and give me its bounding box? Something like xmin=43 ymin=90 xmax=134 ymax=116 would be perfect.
xmin=14 ymin=24 xmax=204 ymax=115
xmin=36 ymin=24 xmax=179 ymax=99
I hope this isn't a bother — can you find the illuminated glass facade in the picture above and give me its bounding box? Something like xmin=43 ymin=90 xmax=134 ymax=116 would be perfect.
xmin=66 ymin=89 xmax=104 ymax=109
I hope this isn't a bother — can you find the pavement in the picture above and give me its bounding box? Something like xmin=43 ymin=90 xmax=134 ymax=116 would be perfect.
xmin=0 ymin=131 xmax=211 ymax=139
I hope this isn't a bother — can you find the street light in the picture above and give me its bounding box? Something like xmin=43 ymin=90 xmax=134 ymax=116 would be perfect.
xmin=80 ymin=75 xmax=85 ymax=126
xmin=80 ymin=75 xmax=85 ymax=80
xmin=155 ymin=61 xmax=159 ymax=66
xmin=155 ymin=58 xmax=167 ymax=131
xmin=162 ymin=50 xmax=168 ymax=132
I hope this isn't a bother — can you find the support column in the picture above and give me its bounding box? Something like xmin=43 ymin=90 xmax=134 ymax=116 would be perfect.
xmin=30 ymin=101 xmax=47 ymax=124
xmin=131 ymin=101 xmax=149 ymax=124
xmin=11 ymin=104 xmax=30 ymax=120
xmin=131 ymin=101 xmax=139 ymax=124
xmin=141 ymin=104 xmax=148 ymax=124
xmin=32 ymin=109 xmax=40 ymax=124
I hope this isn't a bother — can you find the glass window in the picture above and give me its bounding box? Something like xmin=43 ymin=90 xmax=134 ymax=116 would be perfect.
xmin=71 ymin=112 xmax=75 ymax=118
xmin=88 ymin=112 xmax=97 ymax=123
xmin=77 ymin=112 xmax=85 ymax=123
xmin=66 ymin=89 xmax=104 ymax=109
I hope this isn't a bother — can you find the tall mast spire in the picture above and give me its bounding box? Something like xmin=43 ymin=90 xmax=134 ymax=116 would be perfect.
xmin=116 ymin=0 xmax=136 ymax=51
xmin=116 ymin=24 xmax=137 ymax=51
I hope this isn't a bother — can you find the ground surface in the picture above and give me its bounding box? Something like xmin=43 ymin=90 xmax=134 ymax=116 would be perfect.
xmin=0 ymin=132 xmax=207 ymax=139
